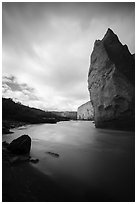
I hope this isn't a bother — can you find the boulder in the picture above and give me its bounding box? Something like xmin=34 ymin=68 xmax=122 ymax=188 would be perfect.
xmin=8 ymin=135 xmax=31 ymax=154
xmin=88 ymin=28 xmax=135 ymax=130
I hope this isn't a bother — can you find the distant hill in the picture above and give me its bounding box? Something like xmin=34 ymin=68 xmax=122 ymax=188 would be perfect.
xmin=52 ymin=111 xmax=77 ymax=120
xmin=2 ymin=98 xmax=77 ymax=125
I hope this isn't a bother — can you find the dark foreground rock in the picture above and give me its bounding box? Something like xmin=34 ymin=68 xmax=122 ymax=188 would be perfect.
xmin=2 ymin=141 xmax=38 ymax=165
xmin=8 ymin=135 xmax=31 ymax=154
xmin=88 ymin=28 xmax=135 ymax=131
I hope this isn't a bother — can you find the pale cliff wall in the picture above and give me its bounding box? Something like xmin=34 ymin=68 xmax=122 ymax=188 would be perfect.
xmin=77 ymin=101 xmax=94 ymax=120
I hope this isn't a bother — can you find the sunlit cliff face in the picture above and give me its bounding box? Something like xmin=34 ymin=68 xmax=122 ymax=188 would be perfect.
xmin=2 ymin=2 xmax=135 ymax=111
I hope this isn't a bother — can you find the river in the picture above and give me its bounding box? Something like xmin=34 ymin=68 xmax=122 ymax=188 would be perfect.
xmin=3 ymin=120 xmax=135 ymax=201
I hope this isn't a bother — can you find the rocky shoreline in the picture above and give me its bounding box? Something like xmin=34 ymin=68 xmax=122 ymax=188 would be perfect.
xmin=2 ymin=120 xmax=28 ymax=134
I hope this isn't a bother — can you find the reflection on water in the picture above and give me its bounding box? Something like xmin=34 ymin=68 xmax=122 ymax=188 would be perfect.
xmin=3 ymin=121 xmax=135 ymax=201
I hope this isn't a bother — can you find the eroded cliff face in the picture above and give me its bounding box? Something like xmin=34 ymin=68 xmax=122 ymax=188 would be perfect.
xmin=77 ymin=101 xmax=94 ymax=120
xmin=88 ymin=28 xmax=135 ymax=130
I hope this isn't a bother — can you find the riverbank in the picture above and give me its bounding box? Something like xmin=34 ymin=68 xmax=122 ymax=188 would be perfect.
xmin=2 ymin=118 xmax=69 ymax=134
xmin=2 ymin=120 xmax=28 ymax=134
xmin=2 ymin=98 xmax=76 ymax=132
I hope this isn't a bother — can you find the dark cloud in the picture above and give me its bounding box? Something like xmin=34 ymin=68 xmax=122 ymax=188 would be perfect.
xmin=3 ymin=76 xmax=35 ymax=92
xmin=2 ymin=75 xmax=39 ymax=103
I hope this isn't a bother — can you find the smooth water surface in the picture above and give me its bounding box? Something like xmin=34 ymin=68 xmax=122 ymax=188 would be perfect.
xmin=3 ymin=121 xmax=135 ymax=201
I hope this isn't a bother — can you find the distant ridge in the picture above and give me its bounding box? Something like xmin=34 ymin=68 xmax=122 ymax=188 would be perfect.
xmin=2 ymin=98 xmax=77 ymax=124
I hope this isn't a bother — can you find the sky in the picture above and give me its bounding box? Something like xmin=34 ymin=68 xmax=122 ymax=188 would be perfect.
xmin=2 ymin=2 xmax=135 ymax=111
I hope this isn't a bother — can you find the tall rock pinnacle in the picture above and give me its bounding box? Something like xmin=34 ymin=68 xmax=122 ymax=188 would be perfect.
xmin=88 ymin=28 xmax=135 ymax=130
xmin=102 ymin=28 xmax=120 ymax=44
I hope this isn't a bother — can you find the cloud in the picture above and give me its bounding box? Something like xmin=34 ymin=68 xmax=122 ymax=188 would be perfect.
xmin=2 ymin=75 xmax=40 ymax=105
xmin=2 ymin=2 xmax=135 ymax=111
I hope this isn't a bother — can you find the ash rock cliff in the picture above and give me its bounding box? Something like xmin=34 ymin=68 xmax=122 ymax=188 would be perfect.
xmin=77 ymin=101 xmax=94 ymax=120
xmin=88 ymin=28 xmax=135 ymax=130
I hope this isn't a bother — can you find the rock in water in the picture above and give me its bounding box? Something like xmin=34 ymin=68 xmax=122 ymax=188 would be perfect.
xmin=29 ymin=158 xmax=39 ymax=163
xmin=8 ymin=135 xmax=31 ymax=154
xmin=88 ymin=28 xmax=135 ymax=130
xmin=46 ymin=152 xmax=59 ymax=158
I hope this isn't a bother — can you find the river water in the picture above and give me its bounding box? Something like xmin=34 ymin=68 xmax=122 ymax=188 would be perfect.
xmin=3 ymin=121 xmax=135 ymax=201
